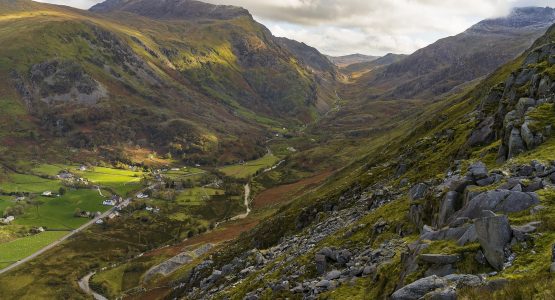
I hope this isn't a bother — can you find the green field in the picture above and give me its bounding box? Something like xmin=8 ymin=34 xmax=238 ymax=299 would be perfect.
xmin=219 ymin=154 xmax=280 ymax=179
xmin=31 ymin=164 xmax=69 ymax=177
xmin=0 ymin=231 xmax=68 ymax=269
xmin=74 ymin=166 xmax=143 ymax=195
xmin=0 ymin=196 xmax=12 ymax=216
xmin=0 ymin=173 xmax=61 ymax=194
xmin=13 ymin=189 xmax=108 ymax=229
xmin=163 ymin=167 xmax=205 ymax=180
xmin=175 ymin=187 xmax=223 ymax=206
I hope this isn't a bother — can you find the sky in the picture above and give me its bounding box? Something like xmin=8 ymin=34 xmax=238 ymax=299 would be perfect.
xmin=36 ymin=0 xmax=555 ymax=56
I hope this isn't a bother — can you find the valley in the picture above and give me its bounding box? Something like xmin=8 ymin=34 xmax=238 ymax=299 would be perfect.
xmin=2 ymin=0 xmax=555 ymax=299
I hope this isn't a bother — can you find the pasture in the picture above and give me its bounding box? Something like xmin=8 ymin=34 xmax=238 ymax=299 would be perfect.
xmin=13 ymin=189 xmax=108 ymax=229
xmin=219 ymin=154 xmax=280 ymax=179
xmin=0 ymin=173 xmax=61 ymax=194
xmin=0 ymin=231 xmax=68 ymax=269
xmin=74 ymin=166 xmax=143 ymax=195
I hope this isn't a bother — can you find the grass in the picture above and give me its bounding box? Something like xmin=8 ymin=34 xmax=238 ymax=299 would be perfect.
xmin=219 ymin=154 xmax=280 ymax=179
xmin=13 ymin=189 xmax=108 ymax=229
xmin=30 ymin=164 xmax=68 ymax=177
xmin=175 ymin=187 xmax=224 ymax=206
xmin=0 ymin=173 xmax=61 ymax=194
xmin=0 ymin=195 xmax=13 ymax=216
xmin=0 ymin=231 xmax=68 ymax=269
xmin=74 ymin=166 xmax=143 ymax=195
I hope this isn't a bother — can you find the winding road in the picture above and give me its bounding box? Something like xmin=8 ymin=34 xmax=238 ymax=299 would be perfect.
xmin=0 ymin=183 xmax=157 ymax=276
xmin=0 ymin=205 xmax=118 ymax=276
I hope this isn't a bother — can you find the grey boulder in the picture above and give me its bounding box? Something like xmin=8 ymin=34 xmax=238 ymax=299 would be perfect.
xmin=475 ymin=215 xmax=513 ymax=271
xmin=391 ymin=275 xmax=447 ymax=300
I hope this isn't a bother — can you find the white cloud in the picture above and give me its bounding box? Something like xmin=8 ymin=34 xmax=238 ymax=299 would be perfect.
xmin=35 ymin=0 xmax=555 ymax=56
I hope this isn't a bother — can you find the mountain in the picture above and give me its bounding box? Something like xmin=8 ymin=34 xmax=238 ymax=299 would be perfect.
xmin=89 ymin=0 xmax=250 ymax=20
xmin=343 ymin=53 xmax=407 ymax=74
xmin=327 ymin=53 xmax=379 ymax=68
xmin=360 ymin=7 xmax=555 ymax=100
xmin=0 ymin=0 xmax=337 ymax=165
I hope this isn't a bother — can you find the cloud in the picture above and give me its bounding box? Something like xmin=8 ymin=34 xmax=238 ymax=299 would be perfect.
xmin=35 ymin=0 xmax=555 ymax=56
xmin=203 ymin=0 xmax=519 ymax=55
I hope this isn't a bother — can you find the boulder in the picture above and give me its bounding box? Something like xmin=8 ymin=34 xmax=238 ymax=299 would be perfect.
xmin=315 ymin=279 xmax=333 ymax=290
xmin=452 ymin=190 xmax=539 ymax=220
xmin=420 ymin=226 xmax=469 ymax=241
xmin=315 ymin=254 xmax=327 ymax=274
xmin=468 ymin=117 xmax=495 ymax=147
xmin=391 ymin=275 xmax=447 ymax=300
xmin=443 ymin=274 xmax=483 ymax=287
xmin=422 ymin=286 xmax=456 ymax=300
xmin=419 ymin=254 xmax=461 ymax=265
xmin=475 ymin=215 xmax=513 ymax=270
xmin=325 ymin=270 xmax=342 ymax=280
xmin=523 ymin=180 xmax=543 ymax=192
xmin=336 ymin=249 xmax=352 ymax=265
xmin=457 ymin=224 xmax=478 ymax=246
xmin=517 ymin=165 xmax=535 ymax=177
xmin=516 ymin=98 xmax=536 ymax=115
xmin=508 ymin=128 xmax=526 ymax=159
xmin=468 ymin=162 xmax=488 ymax=180
xmin=437 ymin=192 xmax=461 ymax=227
xmin=476 ymin=176 xmax=496 ymax=187
xmin=410 ymin=183 xmax=429 ymax=201
xmin=450 ymin=217 xmax=470 ymax=228
xmin=424 ymin=264 xmax=456 ymax=277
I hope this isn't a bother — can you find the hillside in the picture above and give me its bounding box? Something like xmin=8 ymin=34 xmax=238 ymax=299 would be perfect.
xmin=156 ymin=22 xmax=555 ymax=300
xmin=359 ymin=7 xmax=555 ymax=100
xmin=327 ymin=54 xmax=379 ymax=68
xmin=0 ymin=0 xmax=337 ymax=167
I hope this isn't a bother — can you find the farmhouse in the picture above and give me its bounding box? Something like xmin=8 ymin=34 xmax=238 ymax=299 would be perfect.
xmin=111 ymin=195 xmax=123 ymax=203
xmin=57 ymin=171 xmax=74 ymax=179
xmin=137 ymin=193 xmax=149 ymax=199
xmin=79 ymin=165 xmax=87 ymax=171
xmin=103 ymin=199 xmax=116 ymax=206
xmin=42 ymin=191 xmax=53 ymax=196
xmin=0 ymin=216 xmax=15 ymax=225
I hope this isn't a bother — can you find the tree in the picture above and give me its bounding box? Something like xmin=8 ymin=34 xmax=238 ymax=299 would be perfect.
xmin=59 ymin=187 xmax=67 ymax=196
xmin=74 ymin=208 xmax=82 ymax=217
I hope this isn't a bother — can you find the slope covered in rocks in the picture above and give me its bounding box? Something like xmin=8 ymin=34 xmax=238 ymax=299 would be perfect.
xmin=155 ymin=22 xmax=555 ymax=300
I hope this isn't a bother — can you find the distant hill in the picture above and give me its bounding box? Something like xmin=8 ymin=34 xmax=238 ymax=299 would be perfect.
xmin=360 ymin=7 xmax=555 ymax=100
xmin=343 ymin=53 xmax=407 ymax=74
xmin=327 ymin=54 xmax=379 ymax=68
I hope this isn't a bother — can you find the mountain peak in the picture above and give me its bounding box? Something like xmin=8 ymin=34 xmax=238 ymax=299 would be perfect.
xmin=468 ymin=6 xmax=555 ymax=33
xmin=89 ymin=0 xmax=251 ymax=20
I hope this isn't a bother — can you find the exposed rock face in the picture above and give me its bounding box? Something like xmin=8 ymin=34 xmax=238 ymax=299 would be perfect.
xmin=409 ymin=183 xmax=429 ymax=201
xmin=475 ymin=215 xmax=512 ymax=270
xmin=90 ymin=0 xmax=251 ymax=20
xmin=28 ymin=60 xmax=107 ymax=105
xmin=451 ymin=190 xmax=539 ymax=220
xmin=437 ymin=191 xmax=461 ymax=227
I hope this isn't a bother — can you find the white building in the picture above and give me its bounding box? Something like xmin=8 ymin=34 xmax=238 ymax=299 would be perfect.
xmin=42 ymin=191 xmax=53 ymax=197
xmin=103 ymin=199 xmax=116 ymax=206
